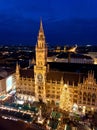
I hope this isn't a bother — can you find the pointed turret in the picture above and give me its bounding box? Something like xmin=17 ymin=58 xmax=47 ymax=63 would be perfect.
xmin=61 ymin=76 xmax=64 ymax=84
xmin=37 ymin=19 xmax=45 ymax=45
xmin=39 ymin=19 xmax=44 ymax=33
xmin=31 ymin=58 xmax=35 ymax=65
xmin=16 ymin=62 xmax=20 ymax=80
xmin=16 ymin=62 xmax=19 ymax=73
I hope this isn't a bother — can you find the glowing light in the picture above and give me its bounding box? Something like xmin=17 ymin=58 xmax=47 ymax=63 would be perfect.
xmin=64 ymin=84 xmax=67 ymax=87
xmin=72 ymin=103 xmax=78 ymax=112
xmin=82 ymin=106 xmax=86 ymax=114
xmin=6 ymin=76 xmax=12 ymax=92
xmin=16 ymin=100 xmax=24 ymax=105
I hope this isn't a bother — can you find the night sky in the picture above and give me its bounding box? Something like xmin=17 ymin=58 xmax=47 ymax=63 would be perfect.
xmin=0 ymin=0 xmax=97 ymax=46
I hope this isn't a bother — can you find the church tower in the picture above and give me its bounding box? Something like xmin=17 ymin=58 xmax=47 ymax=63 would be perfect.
xmin=34 ymin=20 xmax=47 ymax=102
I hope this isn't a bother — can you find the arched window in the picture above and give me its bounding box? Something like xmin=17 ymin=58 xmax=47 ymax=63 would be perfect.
xmin=88 ymin=98 xmax=90 ymax=102
xmin=83 ymin=92 xmax=87 ymax=97
xmin=92 ymin=93 xmax=96 ymax=99
xmin=80 ymin=92 xmax=82 ymax=95
xmin=83 ymin=97 xmax=86 ymax=101
xmin=88 ymin=93 xmax=91 ymax=98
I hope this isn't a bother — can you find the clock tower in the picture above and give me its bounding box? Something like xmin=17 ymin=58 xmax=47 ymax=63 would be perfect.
xmin=34 ymin=20 xmax=47 ymax=102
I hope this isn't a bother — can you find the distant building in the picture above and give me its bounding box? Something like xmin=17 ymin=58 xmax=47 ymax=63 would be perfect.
xmin=84 ymin=52 xmax=97 ymax=64
xmin=54 ymin=45 xmax=77 ymax=53
xmin=16 ymin=20 xmax=97 ymax=113
xmin=0 ymin=67 xmax=15 ymax=95
xmin=48 ymin=45 xmax=94 ymax=64
xmin=54 ymin=52 xmax=94 ymax=64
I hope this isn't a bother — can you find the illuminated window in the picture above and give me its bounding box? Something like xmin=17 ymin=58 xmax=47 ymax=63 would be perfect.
xmin=79 ymin=96 xmax=82 ymax=99
xmin=46 ymin=94 xmax=50 ymax=97
xmin=38 ymin=91 xmax=41 ymax=94
xmin=83 ymin=97 xmax=86 ymax=101
xmin=92 ymin=99 xmax=95 ymax=102
xmin=39 ymin=95 xmax=42 ymax=97
xmin=47 ymin=90 xmax=50 ymax=93
xmin=88 ymin=98 xmax=90 ymax=102
xmin=92 ymin=93 xmax=96 ymax=99
xmin=57 ymin=91 xmax=60 ymax=94
xmin=74 ymin=90 xmax=78 ymax=93
xmin=75 ymin=95 xmax=78 ymax=97
xmin=83 ymin=92 xmax=87 ymax=96
xmin=52 ymin=87 xmax=55 ymax=89
xmin=57 ymin=81 xmax=60 ymax=84
xmin=80 ymin=92 xmax=82 ymax=95
xmin=73 ymin=100 xmax=77 ymax=103
xmin=51 ymin=95 xmax=55 ymax=98
xmin=56 ymin=95 xmax=60 ymax=99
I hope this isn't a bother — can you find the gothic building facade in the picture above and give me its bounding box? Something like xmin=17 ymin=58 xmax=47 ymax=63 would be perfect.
xmin=16 ymin=20 xmax=97 ymax=113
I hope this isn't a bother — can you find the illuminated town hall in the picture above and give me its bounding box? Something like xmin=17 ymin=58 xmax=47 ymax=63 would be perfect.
xmin=16 ymin=20 xmax=97 ymax=113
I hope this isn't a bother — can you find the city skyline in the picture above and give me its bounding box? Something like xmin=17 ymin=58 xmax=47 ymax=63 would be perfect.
xmin=0 ymin=0 xmax=97 ymax=46
xmin=0 ymin=15 xmax=97 ymax=130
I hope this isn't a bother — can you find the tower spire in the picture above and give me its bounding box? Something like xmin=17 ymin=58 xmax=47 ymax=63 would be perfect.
xmin=40 ymin=19 xmax=44 ymax=33
xmin=38 ymin=19 xmax=45 ymax=41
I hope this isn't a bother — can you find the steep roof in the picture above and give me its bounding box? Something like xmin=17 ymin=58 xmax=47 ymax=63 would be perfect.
xmin=0 ymin=67 xmax=15 ymax=80
xmin=20 ymin=67 xmax=34 ymax=78
xmin=48 ymin=62 xmax=97 ymax=73
xmin=46 ymin=70 xmax=84 ymax=86
xmin=19 ymin=62 xmax=97 ymax=85
xmin=57 ymin=52 xmax=93 ymax=59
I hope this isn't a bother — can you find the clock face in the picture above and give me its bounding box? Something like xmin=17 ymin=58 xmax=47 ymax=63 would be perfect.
xmin=37 ymin=73 xmax=43 ymax=82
